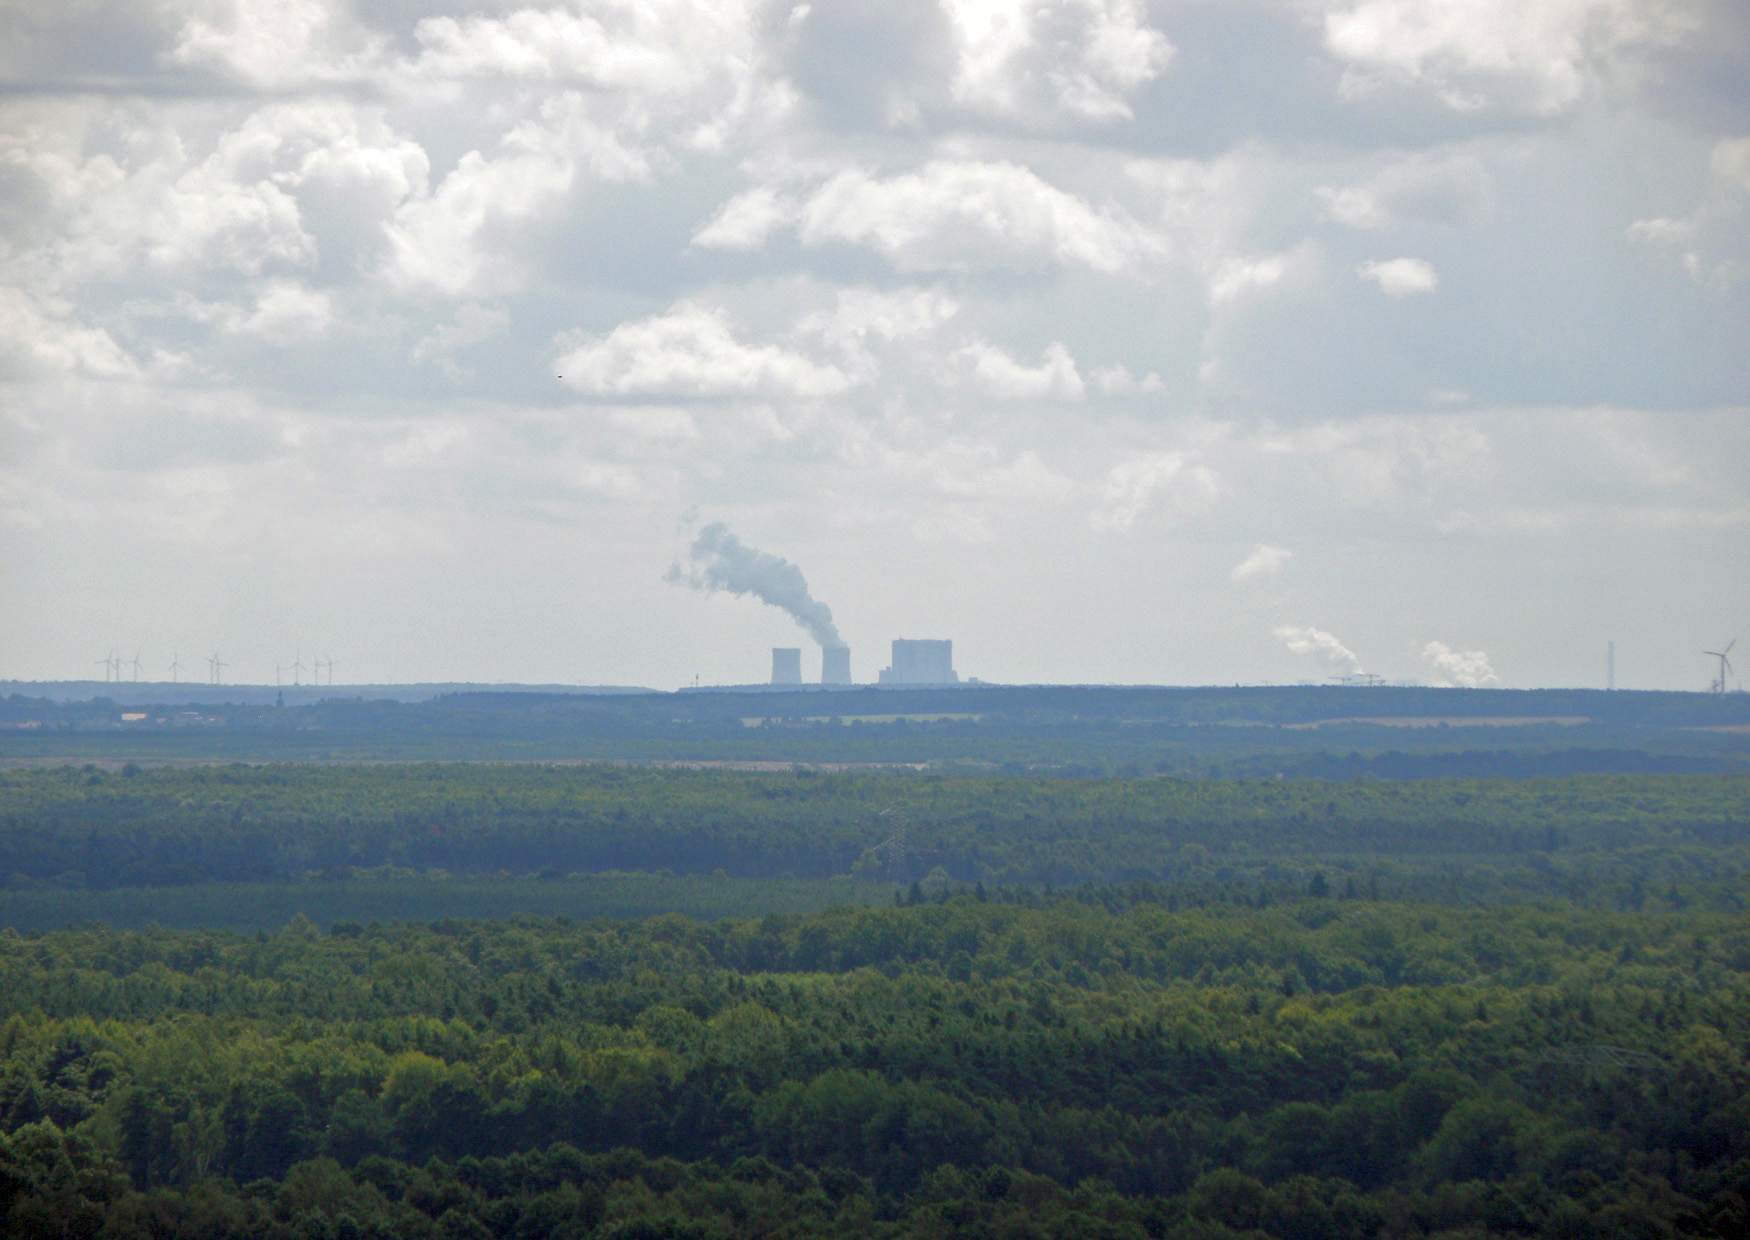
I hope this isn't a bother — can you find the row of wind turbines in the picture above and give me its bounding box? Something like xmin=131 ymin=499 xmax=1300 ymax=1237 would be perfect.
xmin=93 ymin=650 xmax=339 ymax=687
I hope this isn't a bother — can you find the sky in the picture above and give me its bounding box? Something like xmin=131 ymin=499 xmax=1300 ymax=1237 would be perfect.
xmin=1 ymin=0 xmax=1746 ymax=692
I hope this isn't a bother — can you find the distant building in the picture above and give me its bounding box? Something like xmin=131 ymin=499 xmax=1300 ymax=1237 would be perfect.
xmin=771 ymin=647 xmax=802 ymax=685
xmin=878 ymin=639 xmax=957 ymax=685
xmin=822 ymin=646 xmax=851 ymax=685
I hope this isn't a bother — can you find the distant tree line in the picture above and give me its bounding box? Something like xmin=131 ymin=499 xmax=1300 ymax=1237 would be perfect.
xmin=0 ymin=766 xmax=1745 ymax=897
xmin=3 ymin=685 xmax=1746 ymax=773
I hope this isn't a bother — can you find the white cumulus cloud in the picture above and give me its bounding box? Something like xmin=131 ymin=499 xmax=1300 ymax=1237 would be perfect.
xmin=1231 ymin=543 xmax=1293 ymax=582
xmin=235 ymin=280 xmax=332 ymax=340
xmin=1091 ymin=364 xmax=1166 ymax=396
xmin=692 ymin=187 xmax=796 ymax=250
xmin=1628 ymin=136 xmax=1750 ymax=286
xmin=172 ymin=0 xmax=384 ymax=89
xmin=555 ymin=302 xmax=853 ymax=399
xmin=0 ymin=288 xmax=143 ymax=379
xmin=1091 ymin=451 xmax=1218 ymax=531
xmin=793 ymin=160 xmax=1159 ymax=273
xmin=1321 ymin=0 xmax=1689 ymax=117
xmin=1357 ymin=256 xmax=1439 ymax=296
xmin=955 ymin=341 xmax=1085 ymax=400
xmin=943 ymin=0 xmax=1175 ymax=124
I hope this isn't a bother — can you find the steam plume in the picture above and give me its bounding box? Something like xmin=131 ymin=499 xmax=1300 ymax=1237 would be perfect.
xmin=667 ymin=521 xmax=843 ymax=648
xmin=1274 ymin=625 xmax=1362 ymax=676
xmin=1421 ymin=641 xmax=1498 ymax=688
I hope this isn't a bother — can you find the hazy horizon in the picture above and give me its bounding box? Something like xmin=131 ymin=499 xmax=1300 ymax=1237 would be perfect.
xmin=3 ymin=1 xmax=1746 ymax=692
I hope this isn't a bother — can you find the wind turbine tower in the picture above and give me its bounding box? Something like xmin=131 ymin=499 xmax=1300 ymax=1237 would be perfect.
xmin=169 ymin=652 xmax=182 ymax=683
xmin=1704 ymin=640 xmax=1735 ymax=695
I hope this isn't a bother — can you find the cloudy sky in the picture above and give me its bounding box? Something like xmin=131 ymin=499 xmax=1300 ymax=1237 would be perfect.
xmin=2 ymin=0 xmax=1746 ymax=691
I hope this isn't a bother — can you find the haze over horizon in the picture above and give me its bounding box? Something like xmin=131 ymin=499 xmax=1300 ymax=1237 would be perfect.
xmin=3 ymin=1 xmax=1746 ymax=692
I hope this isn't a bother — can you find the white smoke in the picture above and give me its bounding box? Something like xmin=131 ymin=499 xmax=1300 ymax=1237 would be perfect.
xmin=1274 ymin=625 xmax=1363 ymax=676
xmin=667 ymin=521 xmax=843 ymax=648
xmin=1421 ymin=641 xmax=1498 ymax=688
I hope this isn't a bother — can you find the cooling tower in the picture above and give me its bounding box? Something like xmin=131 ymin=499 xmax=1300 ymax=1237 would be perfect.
xmin=822 ymin=646 xmax=851 ymax=685
xmin=771 ymin=647 xmax=802 ymax=685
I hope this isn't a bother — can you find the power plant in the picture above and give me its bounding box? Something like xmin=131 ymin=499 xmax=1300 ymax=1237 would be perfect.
xmin=756 ymin=639 xmax=954 ymax=687
xmin=771 ymin=647 xmax=801 ymax=685
xmin=879 ymin=639 xmax=957 ymax=686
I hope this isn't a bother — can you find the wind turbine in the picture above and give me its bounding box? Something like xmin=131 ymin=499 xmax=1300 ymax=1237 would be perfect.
xmin=1704 ymin=639 xmax=1736 ymax=695
xmin=207 ymin=652 xmax=226 ymax=686
xmin=169 ymin=651 xmax=182 ymax=683
xmin=130 ymin=649 xmax=143 ymax=682
xmin=292 ymin=650 xmax=306 ymax=687
xmin=95 ymin=652 xmax=115 ymax=682
xmin=322 ymin=656 xmax=338 ymax=686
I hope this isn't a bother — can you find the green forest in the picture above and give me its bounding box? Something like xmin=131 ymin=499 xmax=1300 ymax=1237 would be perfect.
xmin=3 ymin=888 xmax=1747 ymax=1237
xmin=1 ymin=690 xmax=1746 ymax=1236
xmin=3 ymin=765 xmax=1746 ymax=896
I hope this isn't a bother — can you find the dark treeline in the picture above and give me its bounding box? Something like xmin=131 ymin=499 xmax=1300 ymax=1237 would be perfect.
xmin=10 ymin=683 xmax=1750 ymax=728
xmin=2 ymin=889 xmax=1746 ymax=1237
xmin=4 ymin=685 xmax=1747 ymax=772
xmin=2 ymin=766 xmax=1746 ymax=899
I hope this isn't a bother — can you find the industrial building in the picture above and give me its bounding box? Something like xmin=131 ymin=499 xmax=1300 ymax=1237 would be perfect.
xmin=771 ymin=647 xmax=802 ymax=685
xmin=822 ymin=646 xmax=851 ymax=685
xmin=878 ymin=639 xmax=957 ymax=685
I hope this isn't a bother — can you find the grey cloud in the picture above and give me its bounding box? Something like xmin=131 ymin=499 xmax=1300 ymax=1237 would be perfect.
xmin=781 ymin=0 xmax=957 ymax=132
xmin=1 ymin=0 xmax=1745 ymax=688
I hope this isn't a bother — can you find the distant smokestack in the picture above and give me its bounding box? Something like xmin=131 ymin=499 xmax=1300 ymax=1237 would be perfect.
xmin=822 ymin=646 xmax=850 ymax=685
xmin=772 ymin=647 xmax=802 ymax=685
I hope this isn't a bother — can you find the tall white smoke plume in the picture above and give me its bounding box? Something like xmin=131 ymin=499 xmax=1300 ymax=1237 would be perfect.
xmin=1274 ymin=625 xmax=1363 ymax=676
xmin=1421 ymin=641 xmax=1499 ymax=688
xmin=667 ymin=521 xmax=843 ymax=648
